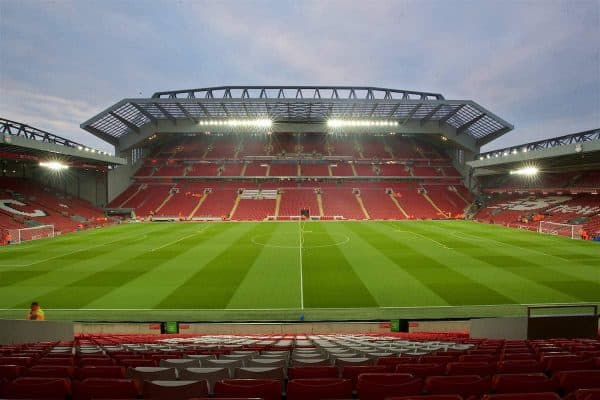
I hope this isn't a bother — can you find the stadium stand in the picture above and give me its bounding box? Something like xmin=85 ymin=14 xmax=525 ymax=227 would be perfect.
xmin=1 ymin=334 xmax=599 ymax=399
xmin=107 ymin=133 xmax=470 ymax=221
xmin=0 ymin=177 xmax=108 ymax=237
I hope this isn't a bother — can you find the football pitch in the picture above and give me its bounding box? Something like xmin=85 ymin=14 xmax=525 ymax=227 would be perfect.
xmin=0 ymin=220 xmax=598 ymax=322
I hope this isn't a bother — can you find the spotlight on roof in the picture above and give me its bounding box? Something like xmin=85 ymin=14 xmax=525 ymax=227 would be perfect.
xmin=199 ymin=119 xmax=272 ymax=128
xmin=510 ymin=166 xmax=539 ymax=176
xmin=40 ymin=161 xmax=69 ymax=171
xmin=327 ymin=119 xmax=399 ymax=128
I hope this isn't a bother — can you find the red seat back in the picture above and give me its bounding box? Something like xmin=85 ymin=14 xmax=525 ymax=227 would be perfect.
xmin=556 ymin=370 xmax=600 ymax=393
xmin=341 ymin=365 xmax=388 ymax=384
xmin=72 ymin=378 xmax=139 ymax=400
xmin=497 ymin=360 xmax=543 ymax=374
xmin=287 ymin=378 xmax=353 ymax=400
xmin=214 ymin=379 xmax=280 ymax=400
xmin=76 ymin=366 xmax=126 ymax=379
xmin=482 ymin=393 xmax=561 ymax=400
xmin=425 ymin=375 xmax=492 ymax=397
xmin=288 ymin=366 xmax=338 ymax=380
xmin=0 ymin=365 xmax=24 ymax=380
xmin=356 ymin=373 xmax=423 ymax=400
xmin=446 ymin=362 xmax=494 ymax=376
xmin=25 ymin=365 xmax=74 ymax=378
xmin=395 ymin=363 xmax=445 ymax=377
xmin=492 ymin=374 xmax=557 ymax=394
xmin=2 ymin=377 xmax=70 ymax=399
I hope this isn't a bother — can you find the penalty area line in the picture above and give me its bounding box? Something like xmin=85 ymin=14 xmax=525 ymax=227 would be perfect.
xmin=395 ymin=229 xmax=453 ymax=250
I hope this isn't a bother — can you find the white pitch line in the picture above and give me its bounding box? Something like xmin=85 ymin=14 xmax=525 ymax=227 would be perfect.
xmin=451 ymin=230 xmax=570 ymax=261
xmin=150 ymin=226 xmax=209 ymax=252
xmin=298 ymin=219 xmax=305 ymax=310
xmin=395 ymin=229 xmax=453 ymax=250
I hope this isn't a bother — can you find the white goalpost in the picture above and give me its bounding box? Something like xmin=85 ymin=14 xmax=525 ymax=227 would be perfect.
xmin=538 ymin=221 xmax=583 ymax=239
xmin=8 ymin=225 xmax=55 ymax=244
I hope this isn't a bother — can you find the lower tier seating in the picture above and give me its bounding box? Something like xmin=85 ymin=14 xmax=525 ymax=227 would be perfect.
xmin=1 ymin=335 xmax=599 ymax=400
xmin=109 ymin=181 xmax=471 ymax=221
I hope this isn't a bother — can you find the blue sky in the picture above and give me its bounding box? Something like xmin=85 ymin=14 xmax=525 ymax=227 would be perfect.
xmin=1 ymin=0 xmax=598 ymax=153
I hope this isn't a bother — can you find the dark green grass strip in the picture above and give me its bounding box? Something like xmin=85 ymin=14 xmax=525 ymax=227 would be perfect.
xmin=469 ymin=254 xmax=600 ymax=302
xmin=157 ymin=223 xmax=278 ymax=309
xmin=349 ymin=223 xmax=515 ymax=305
xmin=17 ymin=226 xmax=216 ymax=308
xmin=412 ymin=222 xmax=600 ymax=302
xmin=0 ymin=227 xmax=172 ymax=288
xmin=302 ymin=222 xmax=378 ymax=308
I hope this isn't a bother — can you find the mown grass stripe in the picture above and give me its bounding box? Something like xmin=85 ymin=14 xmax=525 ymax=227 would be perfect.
xmin=302 ymin=222 xmax=378 ymax=308
xmin=353 ymin=222 xmax=515 ymax=305
xmin=157 ymin=223 xmax=279 ymax=309
xmin=13 ymin=224 xmax=217 ymax=309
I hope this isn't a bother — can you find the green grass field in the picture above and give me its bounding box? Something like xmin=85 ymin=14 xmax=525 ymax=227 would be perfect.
xmin=0 ymin=220 xmax=598 ymax=322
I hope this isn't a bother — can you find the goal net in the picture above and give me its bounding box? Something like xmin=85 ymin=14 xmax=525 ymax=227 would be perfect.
xmin=8 ymin=225 xmax=55 ymax=244
xmin=538 ymin=221 xmax=582 ymax=239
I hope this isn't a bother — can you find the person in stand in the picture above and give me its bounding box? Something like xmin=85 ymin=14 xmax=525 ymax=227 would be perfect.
xmin=26 ymin=302 xmax=45 ymax=320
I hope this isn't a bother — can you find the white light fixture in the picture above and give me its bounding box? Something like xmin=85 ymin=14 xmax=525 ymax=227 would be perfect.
xmin=510 ymin=166 xmax=539 ymax=176
xmin=40 ymin=161 xmax=69 ymax=170
xmin=326 ymin=119 xmax=399 ymax=128
xmin=198 ymin=119 xmax=272 ymax=128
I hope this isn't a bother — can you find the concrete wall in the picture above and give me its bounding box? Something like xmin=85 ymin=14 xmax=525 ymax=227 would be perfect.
xmin=107 ymin=160 xmax=141 ymax=204
xmin=471 ymin=317 xmax=528 ymax=340
xmin=0 ymin=320 xmax=74 ymax=344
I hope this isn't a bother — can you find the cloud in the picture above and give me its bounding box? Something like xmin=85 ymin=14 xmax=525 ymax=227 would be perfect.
xmin=0 ymin=80 xmax=114 ymax=153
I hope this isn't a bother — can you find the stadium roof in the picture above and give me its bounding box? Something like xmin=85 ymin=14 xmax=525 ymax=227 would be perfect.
xmin=0 ymin=118 xmax=126 ymax=166
xmin=467 ymin=128 xmax=600 ymax=174
xmin=81 ymin=86 xmax=513 ymax=150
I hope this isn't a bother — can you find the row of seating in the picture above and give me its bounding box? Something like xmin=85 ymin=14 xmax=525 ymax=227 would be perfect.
xmin=3 ymin=373 xmax=600 ymax=399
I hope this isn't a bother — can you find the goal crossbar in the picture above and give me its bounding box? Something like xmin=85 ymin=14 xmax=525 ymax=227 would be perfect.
xmin=538 ymin=221 xmax=582 ymax=239
xmin=8 ymin=225 xmax=55 ymax=244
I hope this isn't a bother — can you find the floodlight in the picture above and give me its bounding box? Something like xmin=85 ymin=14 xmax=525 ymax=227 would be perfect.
xmin=510 ymin=166 xmax=539 ymax=176
xmin=40 ymin=161 xmax=69 ymax=170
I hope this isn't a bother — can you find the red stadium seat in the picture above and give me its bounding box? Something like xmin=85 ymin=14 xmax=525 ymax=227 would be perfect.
xmin=36 ymin=357 xmax=74 ymax=366
xmin=0 ymin=357 xmax=33 ymax=367
xmin=425 ymin=375 xmax=492 ymax=398
xmin=287 ymin=378 xmax=353 ymax=400
xmin=75 ymin=366 xmax=126 ymax=379
xmin=288 ymin=366 xmax=338 ymax=380
xmin=555 ymin=370 xmax=600 ymax=393
xmin=492 ymin=374 xmax=558 ymax=394
xmin=341 ymin=365 xmax=389 ymax=385
xmin=0 ymin=365 xmax=24 ymax=381
xmin=141 ymin=379 xmax=209 ymax=399
xmin=545 ymin=358 xmax=595 ymax=373
xmin=78 ymin=357 xmax=115 ymax=367
xmin=497 ymin=360 xmax=544 ymax=374
xmin=482 ymin=393 xmax=561 ymax=400
xmin=25 ymin=365 xmax=74 ymax=378
xmin=387 ymin=396 xmax=462 ymax=400
xmin=1 ymin=377 xmax=71 ymax=399
xmin=376 ymin=356 xmax=419 ymax=369
xmin=72 ymin=378 xmax=139 ymax=400
xmin=120 ymin=358 xmax=156 ymax=368
xmin=421 ymin=355 xmax=457 ymax=364
xmin=446 ymin=362 xmax=494 ymax=376
xmin=395 ymin=363 xmax=446 ymax=377
xmin=356 ymin=373 xmax=423 ymax=400
xmin=575 ymin=389 xmax=600 ymax=400
xmin=214 ymin=379 xmax=280 ymax=400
